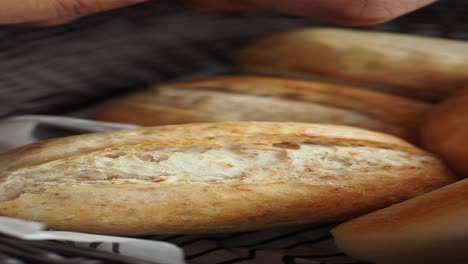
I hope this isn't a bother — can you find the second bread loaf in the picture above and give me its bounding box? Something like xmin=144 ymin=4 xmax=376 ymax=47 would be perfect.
xmin=95 ymin=76 xmax=431 ymax=141
xmin=236 ymin=28 xmax=468 ymax=101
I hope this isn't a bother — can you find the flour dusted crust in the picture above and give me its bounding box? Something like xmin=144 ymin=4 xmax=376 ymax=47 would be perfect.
xmin=332 ymin=179 xmax=468 ymax=264
xmin=0 ymin=122 xmax=456 ymax=235
xmin=235 ymin=29 xmax=468 ymax=100
xmin=94 ymin=76 xmax=430 ymax=141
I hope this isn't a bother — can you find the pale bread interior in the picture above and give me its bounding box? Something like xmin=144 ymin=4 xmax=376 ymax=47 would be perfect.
xmin=2 ymin=141 xmax=432 ymax=202
xmin=136 ymin=88 xmax=404 ymax=134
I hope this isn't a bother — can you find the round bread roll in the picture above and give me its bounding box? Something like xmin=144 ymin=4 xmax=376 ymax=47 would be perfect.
xmin=0 ymin=122 xmax=455 ymax=235
xmin=332 ymin=178 xmax=468 ymax=264
xmin=422 ymin=88 xmax=468 ymax=177
xmin=95 ymin=76 xmax=431 ymax=142
xmin=236 ymin=28 xmax=468 ymax=101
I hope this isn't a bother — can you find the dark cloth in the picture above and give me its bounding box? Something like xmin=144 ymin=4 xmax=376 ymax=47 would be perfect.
xmin=0 ymin=0 xmax=466 ymax=118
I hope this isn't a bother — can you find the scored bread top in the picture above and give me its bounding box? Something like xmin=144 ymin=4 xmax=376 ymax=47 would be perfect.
xmin=0 ymin=122 xmax=417 ymax=171
xmin=0 ymin=122 xmax=442 ymax=202
xmin=95 ymin=76 xmax=430 ymax=140
xmin=155 ymin=76 xmax=429 ymax=128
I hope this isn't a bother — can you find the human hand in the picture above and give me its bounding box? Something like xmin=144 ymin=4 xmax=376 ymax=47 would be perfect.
xmin=185 ymin=0 xmax=436 ymax=25
xmin=0 ymin=0 xmax=149 ymax=25
xmin=0 ymin=0 xmax=436 ymax=26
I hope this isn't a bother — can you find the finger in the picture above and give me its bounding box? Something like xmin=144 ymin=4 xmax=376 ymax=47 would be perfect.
xmin=184 ymin=0 xmax=256 ymax=10
xmin=251 ymin=0 xmax=437 ymax=25
xmin=14 ymin=16 xmax=82 ymax=27
xmin=186 ymin=0 xmax=436 ymax=25
xmin=0 ymin=0 xmax=150 ymax=25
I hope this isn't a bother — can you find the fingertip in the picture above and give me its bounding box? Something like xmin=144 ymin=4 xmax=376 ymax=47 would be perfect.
xmin=183 ymin=0 xmax=255 ymax=11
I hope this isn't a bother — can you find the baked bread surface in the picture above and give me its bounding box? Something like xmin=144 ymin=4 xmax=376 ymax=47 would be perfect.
xmin=0 ymin=122 xmax=455 ymax=235
xmin=95 ymin=76 xmax=431 ymax=141
xmin=236 ymin=29 xmax=468 ymax=100
xmin=332 ymin=178 xmax=468 ymax=264
xmin=422 ymin=88 xmax=468 ymax=177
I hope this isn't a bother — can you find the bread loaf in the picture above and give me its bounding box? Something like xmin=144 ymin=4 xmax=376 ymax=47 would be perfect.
xmin=0 ymin=122 xmax=455 ymax=235
xmin=235 ymin=29 xmax=468 ymax=101
xmin=422 ymin=88 xmax=468 ymax=177
xmin=332 ymin=178 xmax=468 ymax=264
xmin=95 ymin=76 xmax=431 ymax=141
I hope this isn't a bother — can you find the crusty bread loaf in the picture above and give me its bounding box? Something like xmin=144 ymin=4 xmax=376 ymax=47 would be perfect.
xmin=94 ymin=76 xmax=431 ymax=141
xmin=422 ymin=88 xmax=468 ymax=177
xmin=0 ymin=122 xmax=455 ymax=235
xmin=332 ymin=178 xmax=468 ymax=264
xmin=235 ymin=28 xmax=468 ymax=101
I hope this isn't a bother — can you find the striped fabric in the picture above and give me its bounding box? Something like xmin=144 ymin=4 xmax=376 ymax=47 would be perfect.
xmin=149 ymin=224 xmax=356 ymax=264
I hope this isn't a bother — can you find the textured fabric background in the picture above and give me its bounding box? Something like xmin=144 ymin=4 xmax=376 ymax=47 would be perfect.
xmin=0 ymin=0 xmax=467 ymax=118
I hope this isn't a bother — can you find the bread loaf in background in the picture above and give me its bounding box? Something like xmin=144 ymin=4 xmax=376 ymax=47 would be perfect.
xmin=235 ymin=28 xmax=468 ymax=101
xmin=0 ymin=122 xmax=456 ymax=235
xmin=94 ymin=76 xmax=431 ymax=142
xmin=422 ymin=88 xmax=468 ymax=177
xmin=332 ymin=178 xmax=468 ymax=264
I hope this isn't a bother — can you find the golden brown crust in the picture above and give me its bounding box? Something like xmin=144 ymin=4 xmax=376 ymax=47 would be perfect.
xmin=0 ymin=122 xmax=456 ymax=235
xmin=235 ymin=29 xmax=468 ymax=100
xmin=421 ymin=88 xmax=468 ymax=177
xmin=0 ymin=122 xmax=414 ymax=174
xmin=95 ymin=76 xmax=431 ymax=141
xmin=0 ymin=167 xmax=454 ymax=235
xmin=95 ymin=101 xmax=211 ymax=126
xmin=158 ymin=76 xmax=430 ymax=128
xmin=333 ymin=179 xmax=468 ymax=234
xmin=331 ymin=179 xmax=468 ymax=264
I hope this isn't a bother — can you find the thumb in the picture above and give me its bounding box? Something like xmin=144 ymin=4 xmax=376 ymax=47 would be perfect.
xmin=0 ymin=0 xmax=149 ymax=25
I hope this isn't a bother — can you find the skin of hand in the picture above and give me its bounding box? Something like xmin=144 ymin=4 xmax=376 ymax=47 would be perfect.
xmin=185 ymin=0 xmax=437 ymax=25
xmin=0 ymin=0 xmax=150 ymax=25
xmin=0 ymin=0 xmax=435 ymax=26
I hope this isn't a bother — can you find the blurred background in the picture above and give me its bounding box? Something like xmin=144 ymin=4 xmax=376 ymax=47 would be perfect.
xmin=0 ymin=0 xmax=466 ymax=118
